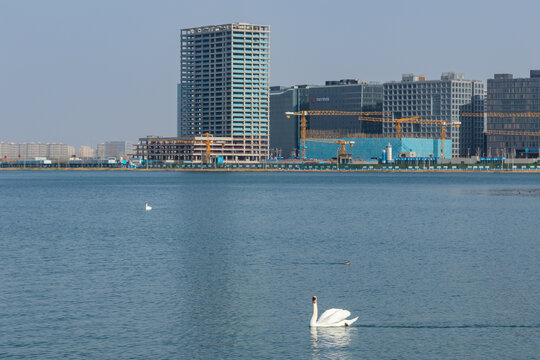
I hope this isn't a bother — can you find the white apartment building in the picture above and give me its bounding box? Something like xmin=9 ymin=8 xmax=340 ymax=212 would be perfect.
xmin=0 ymin=142 xmax=75 ymax=161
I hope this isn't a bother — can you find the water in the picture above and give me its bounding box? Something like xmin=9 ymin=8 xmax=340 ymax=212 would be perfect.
xmin=1 ymin=171 xmax=539 ymax=359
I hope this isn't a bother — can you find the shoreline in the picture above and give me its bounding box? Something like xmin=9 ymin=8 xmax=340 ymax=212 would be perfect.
xmin=2 ymin=167 xmax=540 ymax=174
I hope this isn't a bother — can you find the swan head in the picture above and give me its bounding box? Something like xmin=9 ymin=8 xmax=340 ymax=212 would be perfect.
xmin=312 ymin=296 xmax=317 ymax=304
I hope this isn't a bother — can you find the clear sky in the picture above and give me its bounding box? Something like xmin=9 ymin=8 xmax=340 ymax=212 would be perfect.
xmin=1 ymin=0 xmax=539 ymax=149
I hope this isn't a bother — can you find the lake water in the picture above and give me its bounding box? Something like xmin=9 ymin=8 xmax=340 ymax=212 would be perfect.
xmin=1 ymin=171 xmax=539 ymax=359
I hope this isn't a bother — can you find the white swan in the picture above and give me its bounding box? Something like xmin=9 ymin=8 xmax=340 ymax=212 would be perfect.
xmin=310 ymin=296 xmax=358 ymax=327
xmin=145 ymin=201 xmax=152 ymax=211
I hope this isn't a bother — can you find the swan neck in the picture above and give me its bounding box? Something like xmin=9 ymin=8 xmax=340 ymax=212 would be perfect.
xmin=310 ymin=302 xmax=318 ymax=327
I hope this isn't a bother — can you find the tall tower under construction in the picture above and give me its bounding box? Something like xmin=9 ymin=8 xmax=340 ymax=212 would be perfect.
xmin=178 ymin=23 xmax=270 ymax=162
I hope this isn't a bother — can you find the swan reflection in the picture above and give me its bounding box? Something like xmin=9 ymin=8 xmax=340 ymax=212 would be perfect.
xmin=311 ymin=326 xmax=356 ymax=359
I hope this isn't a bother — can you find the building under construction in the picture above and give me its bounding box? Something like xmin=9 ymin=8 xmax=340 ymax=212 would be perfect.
xmin=134 ymin=134 xmax=268 ymax=163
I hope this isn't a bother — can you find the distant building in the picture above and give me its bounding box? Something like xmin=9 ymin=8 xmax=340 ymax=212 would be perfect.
xmin=0 ymin=142 xmax=18 ymax=161
xmin=383 ymin=73 xmax=484 ymax=157
xmin=486 ymin=70 xmax=540 ymax=158
xmin=0 ymin=142 xmax=75 ymax=161
xmin=97 ymin=143 xmax=106 ymax=158
xmin=270 ymin=80 xmax=383 ymax=157
xmin=97 ymin=141 xmax=132 ymax=158
xmin=78 ymin=145 xmax=95 ymax=158
xmin=47 ymin=143 xmax=75 ymax=161
xmin=18 ymin=142 xmax=47 ymax=159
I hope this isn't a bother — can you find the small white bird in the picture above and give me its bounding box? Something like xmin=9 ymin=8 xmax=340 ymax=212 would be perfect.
xmin=310 ymin=296 xmax=358 ymax=327
xmin=145 ymin=201 xmax=152 ymax=211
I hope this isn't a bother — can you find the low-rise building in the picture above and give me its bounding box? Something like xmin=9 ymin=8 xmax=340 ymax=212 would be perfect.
xmin=97 ymin=141 xmax=132 ymax=158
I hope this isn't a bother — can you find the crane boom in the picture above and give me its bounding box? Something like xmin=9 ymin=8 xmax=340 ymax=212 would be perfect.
xmin=462 ymin=112 xmax=540 ymax=117
xmin=285 ymin=111 xmax=388 ymax=159
xmin=484 ymin=129 xmax=540 ymax=136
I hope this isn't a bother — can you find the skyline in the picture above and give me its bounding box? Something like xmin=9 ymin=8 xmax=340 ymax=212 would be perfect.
xmin=1 ymin=0 xmax=539 ymax=148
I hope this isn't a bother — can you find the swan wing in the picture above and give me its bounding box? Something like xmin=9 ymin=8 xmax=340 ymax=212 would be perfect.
xmin=316 ymin=308 xmax=351 ymax=326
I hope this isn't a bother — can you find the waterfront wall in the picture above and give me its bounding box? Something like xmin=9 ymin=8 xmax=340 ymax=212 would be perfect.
xmin=305 ymin=137 xmax=452 ymax=160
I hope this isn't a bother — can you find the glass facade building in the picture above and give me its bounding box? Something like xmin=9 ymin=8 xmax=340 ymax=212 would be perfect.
xmin=486 ymin=70 xmax=540 ymax=157
xmin=269 ymin=86 xmax=299 ymax=158
xmin=269 ymin=80 xmax=383 ymax=157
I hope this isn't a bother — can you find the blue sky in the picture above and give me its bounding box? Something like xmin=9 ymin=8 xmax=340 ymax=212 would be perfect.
xmin=1 ymin=0 xmax=539 ymax=148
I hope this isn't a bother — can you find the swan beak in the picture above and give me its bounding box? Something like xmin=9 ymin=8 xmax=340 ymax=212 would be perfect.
xmin=312 ymin=296 xmax=317 ymax=303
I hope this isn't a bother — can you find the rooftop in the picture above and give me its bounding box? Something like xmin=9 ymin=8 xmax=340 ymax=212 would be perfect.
xmin=181 ymin=23 xmax=270 ymax=34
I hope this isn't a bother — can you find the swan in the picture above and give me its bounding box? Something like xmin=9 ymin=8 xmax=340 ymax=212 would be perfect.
xmin=310 ymin=296 xmax=358 ymax=327
xmin=145 ymin=201 xmax=152 ymax=211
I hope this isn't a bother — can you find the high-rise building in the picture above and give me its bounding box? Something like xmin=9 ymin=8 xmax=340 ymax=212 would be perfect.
xmin=178 ymin=23 xmax=270 ymax=162
xmin=270 ymin=80 xmax=383 ymax=157
xmin=486 ymin=70 xmax=540 ymax=158
xmin=383 ymin=73 xmax=484 ymax=157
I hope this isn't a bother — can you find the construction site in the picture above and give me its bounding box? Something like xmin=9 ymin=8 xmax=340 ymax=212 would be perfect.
xmin=283 ymin=110 xmax=457 ymax=164
xmin=131 ymin=110 xmax=540 ymax=167
xmin=134 ymin=134 xmax=268 ymax=164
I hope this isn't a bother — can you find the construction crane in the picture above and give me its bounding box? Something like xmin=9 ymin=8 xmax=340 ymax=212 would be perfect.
xmin=202 ymin=132 xmax=226 ymax=164
xmin=462 ymin=112 xmax=540 ymax=154
xmin=307 ymin=139 xmax=355 ymax=164
xmin=356 ymin=116 xmax=419 ymax=138
xmin=357 ymin=116 xmax=460 ymax=158
xmin=462 ymin=112 xmax=540 ymax=117
xmin=484 ymin=129 xmax=540 ymax=136
xmin=285 ymin=111 xmax=391 ymax=159
xmin=397 ymin=117 xmax=460 ymax=159
xmin=482 ymin=129 xmax=540 ymax=158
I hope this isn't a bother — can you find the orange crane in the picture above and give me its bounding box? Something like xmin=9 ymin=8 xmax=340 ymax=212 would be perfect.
xmin=395 ymin=117 xmax=459 ymax=159
xmin=306 ymin=139 xmax=355 ymax=164
xmin=202 ymin=132 xmax=226 ymax=163
xmin=482 ymin=129 xmax=540 ymax=158
xmin=460 ymin=112 xmax=540 ymax=136
xmin=285 ymin=111 xmax=390 ymax=159
xmin=484 ymin=129 xmax=540 ymax=136
xmin=462 ymin=112 xmax=540 ymax=118
xmin=462 ymin=112 xmax=540 ymax=153
xmin=357 ymin=116 xmax=460 ymax=158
